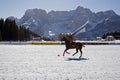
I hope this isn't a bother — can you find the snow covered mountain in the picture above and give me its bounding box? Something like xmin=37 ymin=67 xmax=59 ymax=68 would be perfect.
xmin=17 ymin=9 xmax=48 ymax=35
xmin=76 ymin=16 xmax=120 ymax=40
xmin=7 ymin=16 xmax=19 ymax=22
xmin=14 ymin=6 xmax=120 ymax=40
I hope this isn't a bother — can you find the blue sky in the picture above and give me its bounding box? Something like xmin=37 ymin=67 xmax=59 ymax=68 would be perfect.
xmin=0 ymin=0 xmax=120 ymax=19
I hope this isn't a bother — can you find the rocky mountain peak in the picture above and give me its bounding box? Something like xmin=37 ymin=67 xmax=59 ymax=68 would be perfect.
xmin=7 ymin=16 xmax=19 ymax=22
xmin=25 ymin=8 xmax=47 ymax=16
xmin=15 ymin=6 xmax=120 ymax=40
xmin=75 ymin=6 xmax=92 ymax=15
xmin=96 ymin=10 xmax=117 ymax=19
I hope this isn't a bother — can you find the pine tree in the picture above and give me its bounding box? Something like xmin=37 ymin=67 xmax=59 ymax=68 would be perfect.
xmin=0 ymin=18 xmax=40 ymax=41
xmin=0 ymin=18 xmax=4 ymax=40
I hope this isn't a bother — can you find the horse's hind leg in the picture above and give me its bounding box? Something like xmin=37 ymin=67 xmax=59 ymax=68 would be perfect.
xmin=72 ymin=48 xmax=78 ymax=56
xmin=79 ymin=49 xmax=83 ymax=58
xmin=63 ymin=48 xmax=68 ymax=56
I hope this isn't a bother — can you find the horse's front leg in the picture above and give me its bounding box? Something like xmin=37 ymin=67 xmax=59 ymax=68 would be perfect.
xmin=63 ymin=48 xmax=68 ymax=56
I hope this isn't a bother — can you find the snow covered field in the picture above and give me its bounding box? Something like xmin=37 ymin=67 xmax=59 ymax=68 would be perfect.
xmin=0 ymin=45 xmax=120 ymax=80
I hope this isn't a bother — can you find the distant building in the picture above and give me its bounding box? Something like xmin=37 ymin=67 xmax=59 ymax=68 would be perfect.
xmin=106 ymin=36 xmax=115 ymax=41
xmin=32 ymin=37 xmax=41 ymax=41
xmin=96 ymin=37 xmax=102 ymax=41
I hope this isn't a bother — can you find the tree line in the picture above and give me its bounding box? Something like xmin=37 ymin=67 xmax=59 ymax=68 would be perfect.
xmin=0 ymin=18 xmax=40 ymax=41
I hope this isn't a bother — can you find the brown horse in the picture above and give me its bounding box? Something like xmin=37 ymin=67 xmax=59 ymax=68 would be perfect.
xmin=62 ymin=37 xmax=84 ymax=58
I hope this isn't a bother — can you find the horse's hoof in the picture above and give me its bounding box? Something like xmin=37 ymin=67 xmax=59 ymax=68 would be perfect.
xmin=79 ymin=56 xmax=82 ymax=58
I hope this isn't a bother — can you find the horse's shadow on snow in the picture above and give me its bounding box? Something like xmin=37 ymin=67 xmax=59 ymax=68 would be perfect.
xmin=66 ymin=57 xmax=89 ymax=61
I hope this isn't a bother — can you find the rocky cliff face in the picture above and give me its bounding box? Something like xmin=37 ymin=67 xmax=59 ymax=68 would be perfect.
xmin=76 ymin=16 xmax=120 ymax=40
xmin=13 ymin=6 xmax=120 ymax=40
xmin=17 ymin=9 xmax=48 ymax=35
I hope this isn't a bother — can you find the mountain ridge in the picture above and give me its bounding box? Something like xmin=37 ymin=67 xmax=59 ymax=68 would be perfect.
xmin=7 ymin=6 xmax=120 ymax=40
